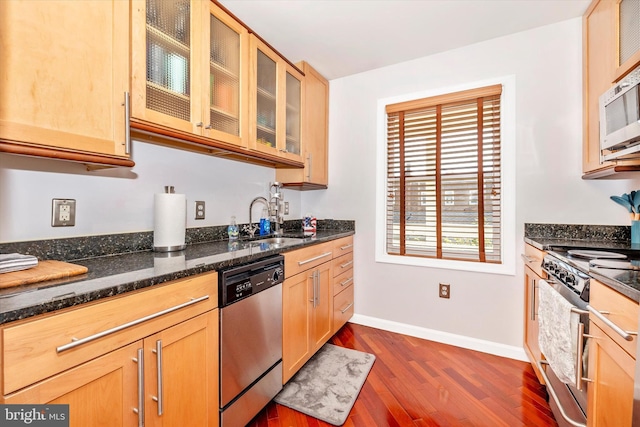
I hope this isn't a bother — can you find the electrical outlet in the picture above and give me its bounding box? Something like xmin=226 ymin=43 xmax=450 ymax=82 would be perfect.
xmin=284 ymin=202 xmax=289 ymax=215
xmin=439 ymin=283 xmax=450 ymax=299
xmin=195 ymin=201 xmax=205 ymax=220
xmin=52 ymin=199 xmax=76 ymax=227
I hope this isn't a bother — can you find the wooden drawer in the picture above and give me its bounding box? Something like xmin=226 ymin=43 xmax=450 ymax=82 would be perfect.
xmin=333 ymin=284 xmax=354 ymax=333
xmin=589 ymin=279 xmax=639 ymax=358
xmin=333 ymin=268 xmax=354 ymax=296
xmin=332 ymin=252 xmax=353 ymax=278
xmin=332 ymin=236 xmax=354 ymax=256
xmin=284 ymin=241 xmax=333 ymax=277
xmin=1 ymin=272 xmax=218 ymax=394
xmin=522 ymin=244 xmax=546 ymax=278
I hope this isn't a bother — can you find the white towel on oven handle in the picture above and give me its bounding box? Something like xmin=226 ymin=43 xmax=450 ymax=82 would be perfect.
xmin=537 ymin=279 xmax=580 ymax=385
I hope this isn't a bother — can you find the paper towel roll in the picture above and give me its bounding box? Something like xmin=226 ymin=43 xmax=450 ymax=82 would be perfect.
xmin=153 ymin=192 xmax=186 ymax=252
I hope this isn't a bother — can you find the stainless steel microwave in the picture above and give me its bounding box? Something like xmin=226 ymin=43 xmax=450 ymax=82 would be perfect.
xmin=600 ymin=64 xmax=640 ymax=161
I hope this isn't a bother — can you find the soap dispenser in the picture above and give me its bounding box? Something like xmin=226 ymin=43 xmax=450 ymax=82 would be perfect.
xmin=228 ymin=216 xmax=239 ymax=240
xmin=259 ymin=209 xmax=271 ymax=236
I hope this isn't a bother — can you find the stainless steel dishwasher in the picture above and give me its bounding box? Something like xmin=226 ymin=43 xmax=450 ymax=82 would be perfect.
xmin=218 ymin=255 xmax=284 ymax=427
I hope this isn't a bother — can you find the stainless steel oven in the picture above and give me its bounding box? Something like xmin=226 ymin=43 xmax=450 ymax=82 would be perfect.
xmin=539 ymin=250 xmax=591 ymax=427
xmin=218 ymin=255 xmax=284 ymax=427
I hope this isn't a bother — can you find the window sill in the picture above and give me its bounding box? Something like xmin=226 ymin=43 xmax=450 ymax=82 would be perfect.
xmin=375 ymin=252 xmax=515 ymax=276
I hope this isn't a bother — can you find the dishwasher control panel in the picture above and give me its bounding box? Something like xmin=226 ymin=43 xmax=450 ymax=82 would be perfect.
xmin=219 ymin=255 xmax=284 ymax=306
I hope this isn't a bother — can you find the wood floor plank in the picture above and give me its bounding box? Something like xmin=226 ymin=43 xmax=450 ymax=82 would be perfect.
xmin=249 ymin=323 xmax=558 ymax=426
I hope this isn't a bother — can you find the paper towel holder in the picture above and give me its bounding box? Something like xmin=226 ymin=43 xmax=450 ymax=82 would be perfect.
xmin=153 ymin=185 xmax=187 ymax=252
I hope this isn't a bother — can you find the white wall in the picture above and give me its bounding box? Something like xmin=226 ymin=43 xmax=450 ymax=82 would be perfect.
xmin=302 ymin=18 xmax=640 ymax=357
xmin=0 ymin=141 xmax=302 ymax=242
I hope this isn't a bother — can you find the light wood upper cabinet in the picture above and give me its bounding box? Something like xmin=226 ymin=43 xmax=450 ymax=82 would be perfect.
xmin=583 ymin=0 xmax=640 ymax=178
xmin=203 ymin=1 xmax=250 ymax=147
xmin=131 ymin=0 xmax=249 ymax=148
xmin=277 ymin=61 xmax=330 ymax=190
xmin=615 ymin=0 xmax=640 ymax=81
xmin=0 ymin=0 xmax=133 ymax=167
xmin=249 ymin=35 xmax=304 ymax=163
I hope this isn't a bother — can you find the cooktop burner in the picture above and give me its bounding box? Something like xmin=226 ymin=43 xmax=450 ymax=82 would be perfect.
xmin=567 ymin=249 xmax=627 ymax=259
xmin=589 ymin=259 xmax=640 ymax=270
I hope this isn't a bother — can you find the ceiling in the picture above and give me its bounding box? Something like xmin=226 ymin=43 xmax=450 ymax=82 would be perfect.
xmin=219 ymin=0 xmax=591 ymax=80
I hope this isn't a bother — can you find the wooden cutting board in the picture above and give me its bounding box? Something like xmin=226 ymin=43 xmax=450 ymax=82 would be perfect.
xmin=0 ymin=260 xmax=88 ymax=289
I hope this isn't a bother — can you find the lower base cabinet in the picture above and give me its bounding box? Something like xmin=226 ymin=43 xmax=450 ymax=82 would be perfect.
xmin=3 ymin=342 xmax=140 ymax=426
xmin=587 ymin=322 xmax=634 ymax=427
xmin=282 ymin=260 xmax=332 ymax=383
xmin=1 ymin=273 xmax=219 ymax=427
xmin=282 ymin=236 xmax=355 ymax=383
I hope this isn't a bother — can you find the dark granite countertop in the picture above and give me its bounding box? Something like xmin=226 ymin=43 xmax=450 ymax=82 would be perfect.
xmin=524 ymin=223 xmax=640 ymax=302
xmin=0 ymin=228 xmax=354 ymax=325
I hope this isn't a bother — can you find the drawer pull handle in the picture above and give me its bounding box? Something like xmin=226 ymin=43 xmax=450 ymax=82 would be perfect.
xmin=520 ymin=254 xmax=536 ymax=263
xmin=340 ymin=244 xmax=353 ymax=251
xmin=339 ymin=277 xmax=353 ymax=287
xmin=298 ymin=252 xmax=332 ymax=266
xmin=340 ymin=260 xmax=353 ymax=269
xmin=132 ymin=348 xmax=144 ymax=426
xmin=340 ymin=302 xmax=354 ymax=314
xmin=587 ymin=305 xmax=637 ymax=341
xmin=56 ymin=295 xmax=210 ymax=353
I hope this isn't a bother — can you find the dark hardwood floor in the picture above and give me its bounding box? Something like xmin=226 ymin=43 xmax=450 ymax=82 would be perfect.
xmin=248 ymin=323 xmax=558 ymax=427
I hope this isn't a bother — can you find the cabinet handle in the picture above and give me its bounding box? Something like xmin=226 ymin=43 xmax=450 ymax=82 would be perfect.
xmin=56 ymin=295 xmax=210 ymax=353
xmin=309 ymin=271 xmax=316 ymax=306
xmin=306 ymin=153 xmax=312 ymax=181
xmin=530 ymin=278 xmax=537 ymax=321
xmin=520 ymin=254 xmax=536 ymax=264
xmin=537 ymin=360 xmax=586 ymax=427
xmin=340 ymin=277 xmax=353 ymax=287
xmin=133 ymin=348 xmax=144 ymax=427
xmin=587 ymin=305 xmax=637 ymax=341
xmin=205 ymin=124 xmax=213 ymax=129
xmin=314 ymin=270 xmax=319 ymax=308
xmin=152 ymin=340 xmax=164 ymax=416
xmin=340 ymin=260 xmax=353 ymax=269
xmin=340 ymin=243 xmax=353 ymax=251
xmin=298 ymin=252 xmax=332 ymax=266
xmin=340 ymin=302 xmax=354 ymax=314
xmin=124 ymin=92 xmax=131 ymax=155
xmin=195 ymin=122 xmax=203 ymax=127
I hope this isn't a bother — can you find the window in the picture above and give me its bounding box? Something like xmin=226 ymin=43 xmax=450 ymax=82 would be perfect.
xmin=384 ymin=84 xmax=502 ymax=264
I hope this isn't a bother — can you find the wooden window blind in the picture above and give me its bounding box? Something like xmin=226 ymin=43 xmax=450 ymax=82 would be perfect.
xmin=385 ymin=84 xmax=502 ymax=263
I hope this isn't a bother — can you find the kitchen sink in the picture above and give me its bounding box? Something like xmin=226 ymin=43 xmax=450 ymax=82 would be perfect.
xmin=249 ymin=236 xmax=305 ymax=248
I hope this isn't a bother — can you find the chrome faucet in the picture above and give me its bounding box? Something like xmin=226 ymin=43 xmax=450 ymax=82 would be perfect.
xmin=270 ymin=182 xmax=284 ymax=236
xmin=247 ymin=196 xmax=269 ymax=237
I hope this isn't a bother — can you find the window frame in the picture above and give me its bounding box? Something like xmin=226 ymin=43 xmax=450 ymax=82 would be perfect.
xmin=375 ymin=76 xmax=516 ymax=276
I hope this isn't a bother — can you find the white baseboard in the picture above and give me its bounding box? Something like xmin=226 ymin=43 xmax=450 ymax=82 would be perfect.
xmin=349 ymin=314 xmax=528 ymax=362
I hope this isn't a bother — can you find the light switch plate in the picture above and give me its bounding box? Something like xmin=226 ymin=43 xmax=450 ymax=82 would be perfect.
xmin=52 ymin=199 xmax=76 ymax=227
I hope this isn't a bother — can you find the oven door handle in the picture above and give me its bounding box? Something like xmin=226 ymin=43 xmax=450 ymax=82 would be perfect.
xmin=537 ymin=360 xmax=587 ymax=427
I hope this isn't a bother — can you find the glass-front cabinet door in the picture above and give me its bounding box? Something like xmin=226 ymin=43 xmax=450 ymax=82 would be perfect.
xmin=250 ymin=35 xmax=303 ymax=162
xmin=131 ymin=0 xmax=197 ymax=134
xmin=204 ymin=2 xmax=248 ymax=147
xmin=131 ymin=0 xmax=247 ymax=147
